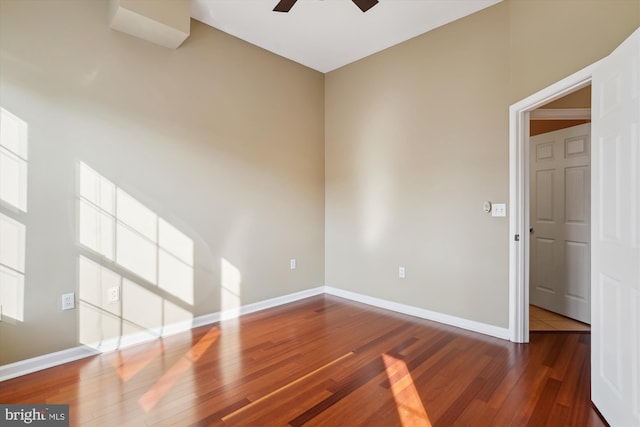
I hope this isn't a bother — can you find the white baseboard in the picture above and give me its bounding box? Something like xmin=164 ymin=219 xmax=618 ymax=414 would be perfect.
xmin=0 ymin=286 xmax=325 ymax=382
xmin=325 ymin=286 xmax=510 ymax=340
xmin=84 ymin=287 xmax=326 ymax=353
xmin=0 ymin=346 xmax=100 ymax=382
xmin=192 ymin=286 xmax=325 ymax=327
xmin=0 ymin=285 xmax=510 ymax=382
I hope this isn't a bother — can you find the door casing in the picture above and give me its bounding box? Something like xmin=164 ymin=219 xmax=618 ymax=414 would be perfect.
xmin=509 ymin=61 xmax=601 ymax=343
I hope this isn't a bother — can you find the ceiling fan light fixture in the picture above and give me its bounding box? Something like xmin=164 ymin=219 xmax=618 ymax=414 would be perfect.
xmin=273 ymin=0 xmax=379 ymax=13
xmin=273 ymin=0 xmax=298 ymax=13
xmin=352 ymin=0 xmax=379 ymax=12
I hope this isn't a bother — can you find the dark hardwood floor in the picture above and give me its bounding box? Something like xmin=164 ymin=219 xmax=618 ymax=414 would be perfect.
xmin=0 ymin=295 xmax=605 ymax=426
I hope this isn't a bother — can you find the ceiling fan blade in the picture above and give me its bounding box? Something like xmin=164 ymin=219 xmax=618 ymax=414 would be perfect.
xmin=273 ymin=0 xmax=298 ymax=12
xmin=352 ymin=0 xmax=378 ymax=12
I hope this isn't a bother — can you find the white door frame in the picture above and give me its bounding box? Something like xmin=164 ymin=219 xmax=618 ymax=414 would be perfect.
xmin=508 ymin=61 xmax=601 ymax=343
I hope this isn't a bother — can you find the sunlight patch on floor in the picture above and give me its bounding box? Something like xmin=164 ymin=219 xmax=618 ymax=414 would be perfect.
xmin=110 ymin=341 xmax=166 ymax=383
xmin=138 ymin=326 xmax=220 ymax=412
xmin=383 ymin=353 xmax=432 ymax=427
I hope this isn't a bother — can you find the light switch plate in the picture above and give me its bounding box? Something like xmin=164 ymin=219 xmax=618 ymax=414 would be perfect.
xmin=492 ymin=203 xmax=506 ymax=217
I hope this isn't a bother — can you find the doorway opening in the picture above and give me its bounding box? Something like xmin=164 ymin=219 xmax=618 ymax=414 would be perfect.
xmin=510 ymin=28 xmax=639 ymax=425
xmin=528 ymin=86 xmax=592 ymax=332
xmin=508 ymin=61 xmax=600 ymax=343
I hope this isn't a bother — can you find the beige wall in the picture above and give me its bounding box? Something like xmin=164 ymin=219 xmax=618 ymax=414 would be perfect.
xmin=0 ymin=0 xmax=325 ymax=364
xmin=541 ymin=85 xmax=591 ymax=109
xmin=509 ymin=0 xmax=639 ymax=103
xmin=325 ymin=0 xmax=639 ymax=328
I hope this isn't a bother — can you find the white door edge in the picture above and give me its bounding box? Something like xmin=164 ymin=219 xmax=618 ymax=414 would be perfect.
xmin=508 ymin=61 xmax=602 ymax=343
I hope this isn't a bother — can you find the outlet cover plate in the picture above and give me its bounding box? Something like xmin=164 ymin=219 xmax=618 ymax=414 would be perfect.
xmin=61 ymin=292 xmax=75 ymax=310
xmin=107 ymin=286 xmax=120 ymax=304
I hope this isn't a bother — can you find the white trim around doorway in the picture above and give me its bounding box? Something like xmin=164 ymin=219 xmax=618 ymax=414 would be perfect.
xmin=508 ymin=61 xmax=601 ymax=343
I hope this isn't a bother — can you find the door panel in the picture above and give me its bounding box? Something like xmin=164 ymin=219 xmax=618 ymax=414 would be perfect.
xmin=599 ymin=275 xmax=622 ymax=395
xmin=530 ymin=123 xmax=591 ymax=323
xmin=565 ymin=241 xmax=588 ymax=299
xmin=534 ymin=238 xmax=556 ymax=293
xmin=591 ymin=26 xmax=640 ymax=426
xmin=536 ymin=169 xmax=555 ymax=221
xmin=599 ymin=136 xmax=621 ymax=241
xmin=565 ymin=166 xmax=588 ymax=224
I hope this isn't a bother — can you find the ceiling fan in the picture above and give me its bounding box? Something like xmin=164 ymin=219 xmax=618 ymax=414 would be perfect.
xmin=273 ymin=0 xmax=379 ymax=13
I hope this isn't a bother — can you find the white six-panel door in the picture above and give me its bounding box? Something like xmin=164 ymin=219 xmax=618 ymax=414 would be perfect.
xmin=530 ymin=123 xmax=591 ymax=323
xmin=591 ymin=27 xmax=640 ymax=427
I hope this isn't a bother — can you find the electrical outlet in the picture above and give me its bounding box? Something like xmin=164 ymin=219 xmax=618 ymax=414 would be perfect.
xmin=399 ymin=266 xmax=406 ymax=279
xmin=290 ymin=258 xmax=296 ymax=270
xmin=61 ymin=292 xmax=75 ymax=310
xmin=107 ymin=286 xmax=120 ymax=304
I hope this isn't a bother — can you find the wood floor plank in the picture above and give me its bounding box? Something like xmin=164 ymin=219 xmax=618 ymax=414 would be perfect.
xmin=222 ymin=352 xmax=353 ymax=423
xmin=461 ymin=399 xmax=498 ymax=425
xmin=0 ymin=295 xmax=606 ymax=426
xmin=303 ymin=371 xmax=396 ymax=427
xmin=527 ymin=377 xmax=562 ymax=426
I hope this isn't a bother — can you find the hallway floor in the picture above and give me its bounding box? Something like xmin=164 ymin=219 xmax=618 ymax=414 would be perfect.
xmin=530 ymin=305 xmax=590 ymax=332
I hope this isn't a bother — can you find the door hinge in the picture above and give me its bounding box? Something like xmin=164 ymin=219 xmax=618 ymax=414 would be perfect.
xmin=515 ymin=234 xmax=520 ymax=242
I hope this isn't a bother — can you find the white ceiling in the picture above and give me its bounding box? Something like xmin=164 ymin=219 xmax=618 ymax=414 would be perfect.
xmin=191 ymin=0 xmax=502 ymax=73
